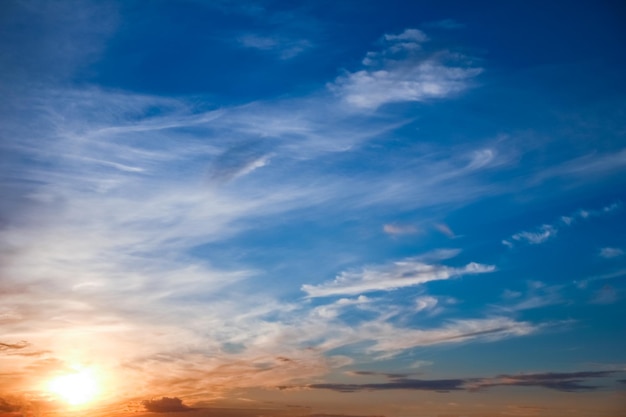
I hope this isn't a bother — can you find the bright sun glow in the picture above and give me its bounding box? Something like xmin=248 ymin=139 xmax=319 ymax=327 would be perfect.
xmin=48 ymin=368 xmax=99 ymax=406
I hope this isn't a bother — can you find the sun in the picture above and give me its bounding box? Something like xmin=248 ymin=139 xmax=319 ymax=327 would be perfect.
xmin=48 ymin=368 xmax=100 ymax=406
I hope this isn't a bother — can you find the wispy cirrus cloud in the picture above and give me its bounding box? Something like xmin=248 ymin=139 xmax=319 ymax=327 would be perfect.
xmin=382 ymin=223 xmax=419 ymax=236
xmin=599 ymin=247 xmax=624 ymax=259
xmin=328 ymin=28 xmax=482 ymax=109
xmin=305 ymin=370 xmax=620 ymax=393
xmin=589 ymin=285 xmax=619 ymax=305
xmin=302 ymin=256 xmax=495 ymax=298
xmin=361 ymin=317 xmax=536 ymax=357
xmin=236 ymin=34 xmax=313 ymax=59
xmin=494 ymin=281 xmax=565 ymax=312
xmin=469 ymin=371 xmax=618 ymax=392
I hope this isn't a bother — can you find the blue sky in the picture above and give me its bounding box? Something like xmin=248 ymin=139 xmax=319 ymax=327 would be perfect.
xmin=1 ymin=1 xmax=625 ymax=416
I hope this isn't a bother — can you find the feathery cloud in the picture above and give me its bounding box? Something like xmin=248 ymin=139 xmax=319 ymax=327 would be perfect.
xmin=599 ymin=247 xmax=624 ymax=259
xmin=302 ymin=257 xmax=495 ymax=298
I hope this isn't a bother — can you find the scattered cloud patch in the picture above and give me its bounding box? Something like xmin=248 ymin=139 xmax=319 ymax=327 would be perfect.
xmin=409 ymin=360 xmax=433 ymax=369
xmin=383 ymin=223 xmax=419 ymax=236
xmin=208 ymin=141 xmax=272 ymax=182
xmin=347 ymin=370 xmax=412 ymax=379
xmin=504 ymin=203 xmax=621 ymax=247
xmin=470 ymin=371 xmax=617 ymax=392
xmin=415 ymin=296 xmax=438 ymax=312
xmin=308 ymin=378 xmax=465 ymax=393
xmin=494 ymin=282 xmax=564 ymax=312
xmin=328 ymin=28 xmax=482 ymax=109
xmin=434 ymin=223 xmax=456 ymax=238
xmin=142 ymin=397 xmax=191 ymax=412
xmin=302 ymin=256 xmax=495 ymax=298
xmin=0 ymin=341 xmax=29 ymax=352
xmin=599 ymin=247 xmax=624 ymax=259
xmin=511 ymin=224 xmax=557 ymax=245
xmin=589 ymin=285 xmax=618 ymax=305
xmin=0 ymin=397 xmax=21 ymax=413
xmin=383 ymin=28 xmax=429 ymax=43
xmin=236 ymin=34 xmax=313 ymax=59
xmin=312 ymin=295 xmax=371 ymax=319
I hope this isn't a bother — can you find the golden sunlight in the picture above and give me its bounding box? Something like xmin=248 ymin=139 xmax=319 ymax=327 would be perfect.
xmin=48 ymin=368 xmax=99 ymax=406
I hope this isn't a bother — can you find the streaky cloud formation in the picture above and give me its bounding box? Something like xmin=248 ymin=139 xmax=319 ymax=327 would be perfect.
xmin=306 ymin=370 xmax=620 ymax=393
xmin=302 ymin=257 xmax=495 ymax=297
xmin=599 ymin=247 xmax=624 ymax=259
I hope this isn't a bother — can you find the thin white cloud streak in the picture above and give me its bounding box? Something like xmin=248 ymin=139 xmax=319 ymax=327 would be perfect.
xmin=302 ymin=256 xmax=495 ymax=298
xmin=532 ymin=149 xmax=626 ymax=182
xmin=383 ymin=223 xmax=419 ymax=236
xmin=492 ymin=282 xmax=565 ymax=313
xmin=361 ymin=317 xmax=537 ymax=357
xmin=236 ymin=34 xmax=313 ymax=59
xmin=599 ymin=247 xmax=624 ymax=258
xmin=589 ymin=285 xmax=619 ymax=305
xmin=328 ymin=28 xmax=482 ymax=109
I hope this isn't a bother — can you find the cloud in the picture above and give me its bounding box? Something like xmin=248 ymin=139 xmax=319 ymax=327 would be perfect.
xmin=434 ymin=223 xmax=456 ymax=238
xmin=328 ymin=28 xmax=482 ymax=109
xmin=409 ymin=360 xmax=433 ymax=369
xmin=347 ymin=371 xmax=412 ymax=379
xmin=302 ymin=256 xmax=495 ymax=298
xmin=207 ymin=141 xmax=272 ymax=182
xmin=363 ymin=317 xmax=536 ymax=356
xmin=494 ymin=282 xmax=564 ymax=312
xmin=308 ymin=378 xmax=466 ymax=393
xmin=306 ymin=370 xmax=619 ymax=393
xmin=236 ymin=34 xmax=312 ymax=59
xmin=0 ymin=341 xmax=29 ymax=352
xmin=511 ymin=224 xmax=557 ymax=245
xmin=0 ymin=398 xmax=20 ymax=413
xmin=382 ymin=223 xmax=419 ymax=236
xmin=142 ymin=397 xmax=191 ymax=413
xmin=504 ymin=203 xmax=621 ymax=247
xmin=589 ymin=285 xmax=618 ymax=304
xmin=415 ymin=296 xmax=438 ymax=312
xmin=470 ymin=371 xmax=617 ymax=392
xmin=599 ymin=247 xmax=624 ymax=258
xmin=312 ymin=295 xmax=372 ymax=319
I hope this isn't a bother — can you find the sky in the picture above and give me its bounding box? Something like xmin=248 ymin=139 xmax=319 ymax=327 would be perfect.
xmin=1 ymin=1 xmax=626 ymax=416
